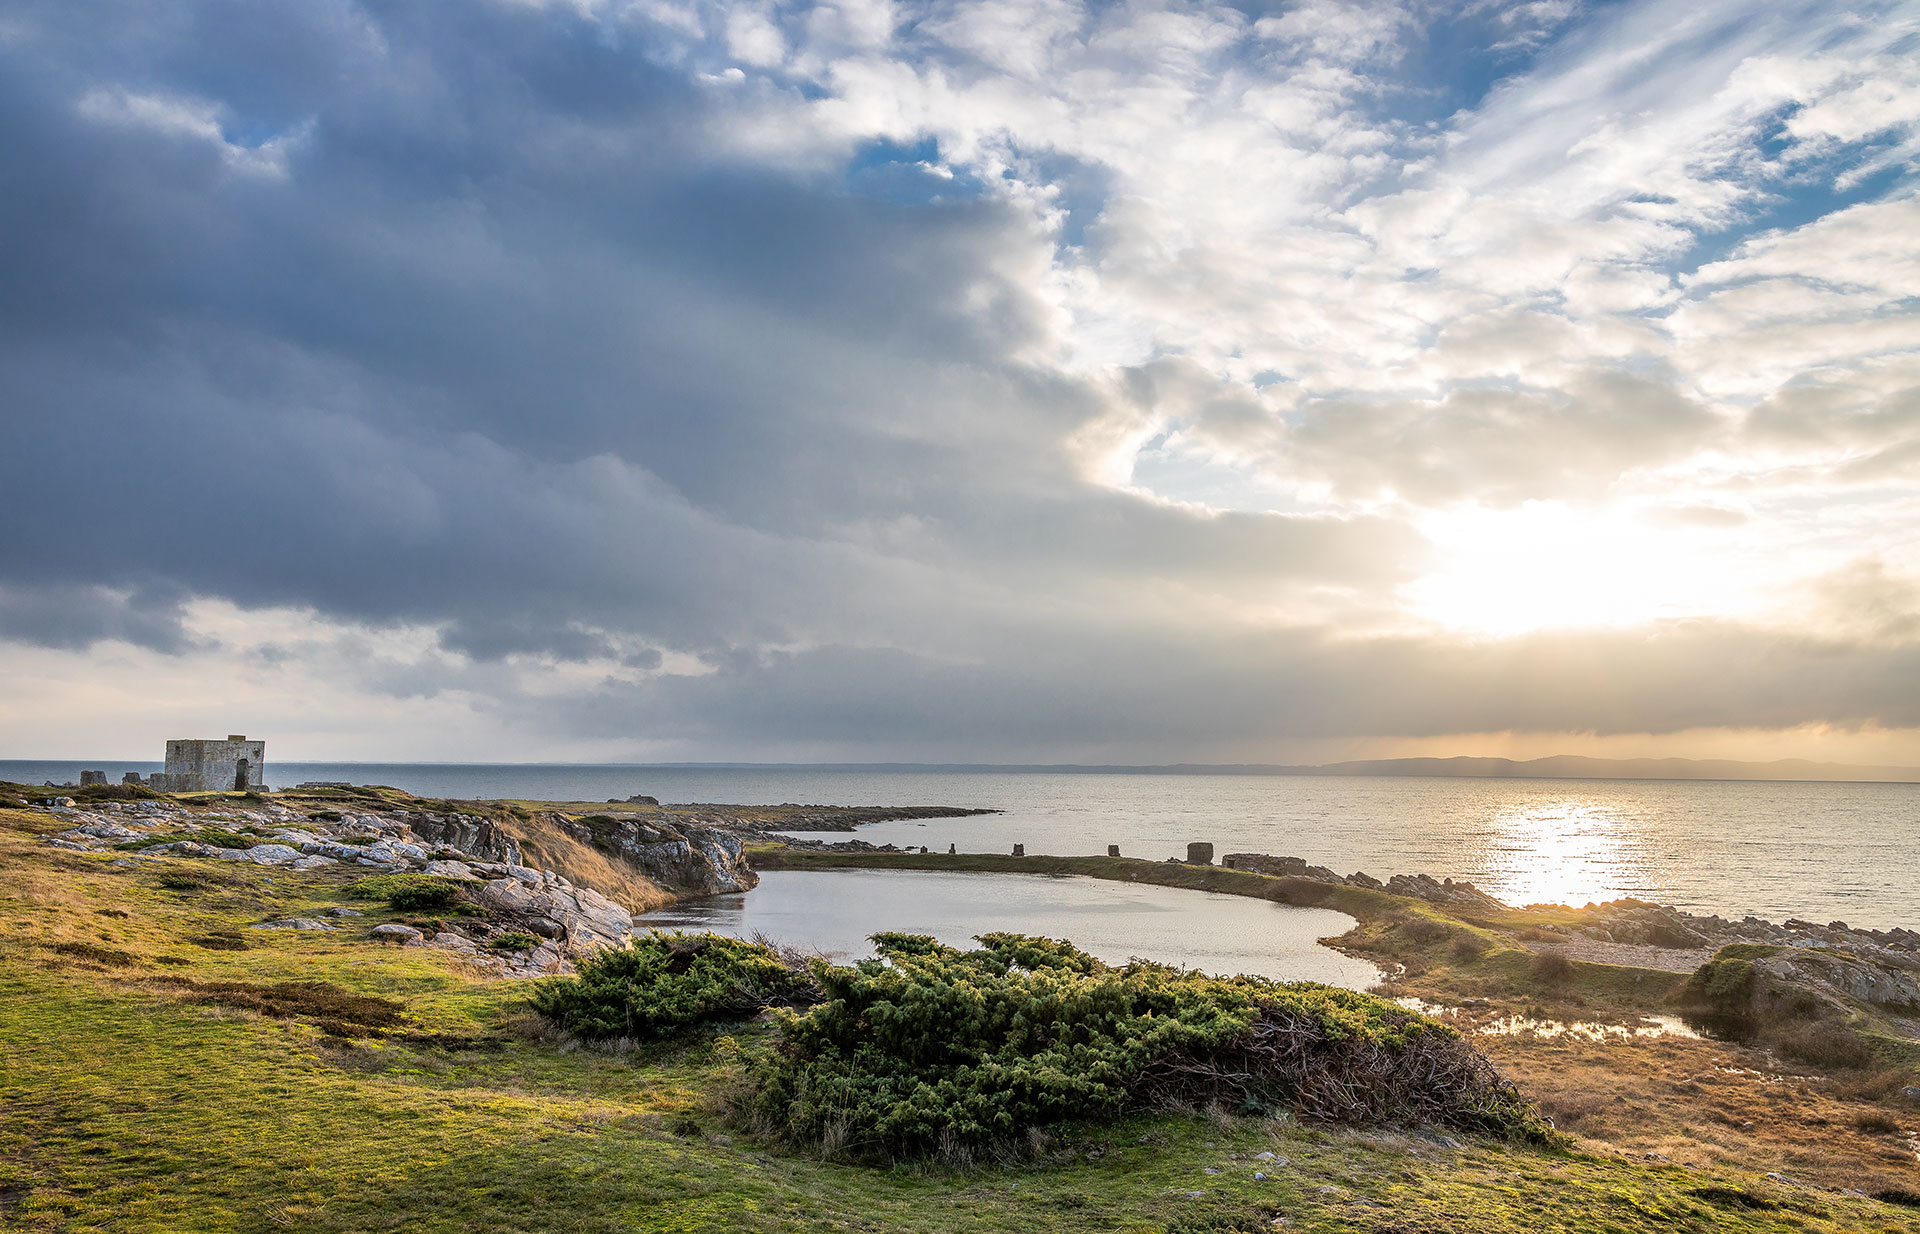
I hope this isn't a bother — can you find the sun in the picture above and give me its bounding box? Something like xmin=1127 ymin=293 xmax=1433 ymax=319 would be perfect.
xmin=1404 ymin=502 xmax=1752 ymax=637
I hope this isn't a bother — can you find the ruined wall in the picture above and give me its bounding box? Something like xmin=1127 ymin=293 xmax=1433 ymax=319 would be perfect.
xmin=163 ymin=737 xmax=267 ymax=792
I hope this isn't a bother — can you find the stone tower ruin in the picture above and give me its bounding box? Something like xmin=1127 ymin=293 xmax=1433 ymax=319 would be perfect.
xmin=151 ymin=736 xmax=267 ymax=793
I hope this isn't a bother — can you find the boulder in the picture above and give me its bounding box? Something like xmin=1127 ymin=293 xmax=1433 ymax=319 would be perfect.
xmin=252 ymin=918 xmax=338 ymax=931
xmin=370 ymin=923 xmax=423 ymax=942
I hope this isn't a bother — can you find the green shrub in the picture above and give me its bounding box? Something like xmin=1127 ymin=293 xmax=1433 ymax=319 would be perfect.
xmin=346 ymin=873 xmax=466 ymax=912
xmin=1688 ymin=958 xmax=1755 ymax=1009
xmin=529 ymin=932 xmax=813 ymax=1040
xmin=745 ymin=932 xmax=1540 ymax=1161
xmin=490 ymin=932 xmax=539 ymax=952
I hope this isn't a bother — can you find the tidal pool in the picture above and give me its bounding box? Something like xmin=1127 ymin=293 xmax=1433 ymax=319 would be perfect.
xmin=636 ymin=869 xmax=1381 ymax=989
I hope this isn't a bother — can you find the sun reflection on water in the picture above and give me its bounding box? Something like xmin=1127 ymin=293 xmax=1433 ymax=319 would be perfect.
xmin=1476 ymin=800 xmax=1644 ymax=908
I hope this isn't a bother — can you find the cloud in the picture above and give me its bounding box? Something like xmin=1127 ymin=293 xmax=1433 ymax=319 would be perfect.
xmin=0 ymin=0 xmax=1917 ymax=759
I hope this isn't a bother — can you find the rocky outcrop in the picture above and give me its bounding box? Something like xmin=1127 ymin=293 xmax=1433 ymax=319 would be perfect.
xmin=407 ymin=812 xmax=526 ymax=866
xmin=1221 ymin=852 xmax=1508 ymax=911
xmin=32 ymin=797 xmax=635 ymax=977
xmin=535 ymin=813 xmax=758 ymax=896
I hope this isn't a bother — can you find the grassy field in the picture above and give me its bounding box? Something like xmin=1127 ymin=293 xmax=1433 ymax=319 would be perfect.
xmin=4 ymin=806 xmax=1919 ymax=1233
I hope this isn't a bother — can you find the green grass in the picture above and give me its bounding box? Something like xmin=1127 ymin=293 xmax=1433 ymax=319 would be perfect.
xmin=3 ymin=814 xmax=1918 ymax=1233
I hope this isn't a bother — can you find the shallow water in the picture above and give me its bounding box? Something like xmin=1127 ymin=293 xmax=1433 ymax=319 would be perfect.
xmin=637 ymin=868 xmax=1381 ymax=989
xmin=10 ymin=761 xmax=1917 ymax=926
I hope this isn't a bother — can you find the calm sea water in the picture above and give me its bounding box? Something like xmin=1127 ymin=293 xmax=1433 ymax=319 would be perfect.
xmin=6 ymin=761 xmax=1916 ymax=928
xmin=641 ymin=869 xmax=1380 ymax=987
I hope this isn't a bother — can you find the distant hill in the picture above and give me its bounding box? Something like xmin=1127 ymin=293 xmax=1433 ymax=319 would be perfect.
xmin=1276 ymin=755 xmax=1920 ymax=784
xmin=655 ymin=757 xmax=1920 ymax=782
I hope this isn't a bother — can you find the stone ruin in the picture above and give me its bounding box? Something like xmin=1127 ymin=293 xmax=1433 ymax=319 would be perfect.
xmin=107 ymin=735 xmax=270 ymax=793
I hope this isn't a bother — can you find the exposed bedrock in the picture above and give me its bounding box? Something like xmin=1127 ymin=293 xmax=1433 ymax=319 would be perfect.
xmin=533 ymin=812 xmax=758 ymax=897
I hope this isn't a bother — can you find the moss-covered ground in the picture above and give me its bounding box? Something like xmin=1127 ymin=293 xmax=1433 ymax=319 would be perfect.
xmin=5 ymin=808 xmax=1919 ymax=1233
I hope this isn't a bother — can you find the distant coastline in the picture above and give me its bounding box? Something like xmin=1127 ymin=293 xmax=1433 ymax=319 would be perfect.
xmin=467 ymin=755 xmax=1920 ymax=783
xmin=6 ymin=755 xmax=1920 ymax=784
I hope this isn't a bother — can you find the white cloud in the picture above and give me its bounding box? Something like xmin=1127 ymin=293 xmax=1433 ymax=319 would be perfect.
xmin=76 ymin=87 xmax=303 ymax=177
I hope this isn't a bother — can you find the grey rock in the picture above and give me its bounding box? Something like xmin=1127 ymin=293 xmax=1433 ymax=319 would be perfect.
xmin=422 ymin=859 xmax=475 ymax=880
xmin=370 ymin=923 xmax=424 ymax=941
xmin=238 ymin=844 xmax=304 ymax=865
xmin=253 ymin=918 xmax=338 ymax=931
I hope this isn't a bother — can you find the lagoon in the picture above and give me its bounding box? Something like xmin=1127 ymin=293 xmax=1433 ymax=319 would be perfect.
xmin=637 ymin=868 xmax=1381 ymax=988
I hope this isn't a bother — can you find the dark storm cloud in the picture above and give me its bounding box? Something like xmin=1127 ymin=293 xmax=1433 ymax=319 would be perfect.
xmin=0 ymin=0 xmax=1402 ymax=667
xmin=520 ymin=620 xmax=1920 ymax=761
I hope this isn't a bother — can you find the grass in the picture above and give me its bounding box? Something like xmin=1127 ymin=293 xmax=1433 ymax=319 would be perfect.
xmin=3 ymin=808 xmax=1919 ymax=1232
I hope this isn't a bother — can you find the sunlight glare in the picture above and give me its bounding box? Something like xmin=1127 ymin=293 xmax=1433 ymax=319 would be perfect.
xmin=1406 ymin=503 xmax=1747 ymax=637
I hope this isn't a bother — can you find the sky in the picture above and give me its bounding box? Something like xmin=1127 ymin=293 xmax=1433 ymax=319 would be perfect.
xmin=1 ymin=0 xmax=1918 ymax=764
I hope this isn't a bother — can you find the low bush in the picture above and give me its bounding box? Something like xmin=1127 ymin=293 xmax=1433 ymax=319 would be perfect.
xmin=742 ymin=933 xmax=1542 ymax=1161
xmin=1400 ymin=918 xmax=1452 ymax=944
xmin=1529 ymin=952 xmax=1574 ymax=984
xmin=1451 ymin=933 xmax=1490 ymax=962
xmin=1689 ymin=957 xmax=1755 ymax=1008
xmin=1774 ymin=1021 xmax=1877 ymax=1070
xmin=489 ymin=931 xmax=539 ymax=952
xmin=346 ymin=873 xmax=467 ymax=912
xmin=530 ymin=932 xmax=813 ymax=1040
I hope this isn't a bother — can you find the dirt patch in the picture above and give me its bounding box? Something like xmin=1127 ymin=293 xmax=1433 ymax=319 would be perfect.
xmin=1533 ymin=938 xmax=1714 ymax=973
xmin=47 ymin=941 xmax=141 ymax=967
xmin=151 ymin=976 xmax=409 ymax=1037
xmin=189 ymin=933 xmax=252 ymax=951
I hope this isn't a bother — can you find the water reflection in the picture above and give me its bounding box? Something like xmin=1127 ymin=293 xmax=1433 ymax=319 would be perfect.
xmin=1474 ymin=800 xmax=1650 ymax=908
xmin=639 ymin=869 xmax=1382 ymax=989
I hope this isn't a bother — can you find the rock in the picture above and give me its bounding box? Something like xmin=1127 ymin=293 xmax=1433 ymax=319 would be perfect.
xmin=237 ymin=844 xmax=303 ymax=865
xmin=430 ymin=931 xmax=478 ymax=951
xmin=539 ymin=813 xmax=758 ymax=896
xmin=290 ymin=855 xmax=339 ymax=870
xmin=321 ymin=906 xmax=362 ymax=917
xmin=370 ymin=923 xmax=423 ymax=942
xmin=406 ymin=813 xmax=526 ymax=866
xmin=252 ymin=918 xmax=338 ymax=931
xmin=525 ymin=917 xmax=565 ymax=939
xmin=422 ymin=859 xmax=475 ymax=880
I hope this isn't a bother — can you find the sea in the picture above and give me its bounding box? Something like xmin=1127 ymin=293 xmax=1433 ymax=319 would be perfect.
xmin=7 ymin=761 xmax=1917 ymax=930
